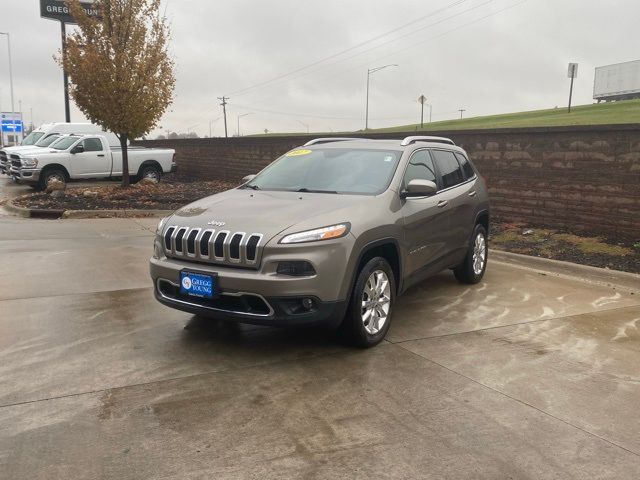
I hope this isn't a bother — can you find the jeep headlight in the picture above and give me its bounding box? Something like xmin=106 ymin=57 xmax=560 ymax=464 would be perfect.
xmin=280 ymin=223 xmax=350 ymax=244
xmin=21 ymin=157 xmax=38 ymax=168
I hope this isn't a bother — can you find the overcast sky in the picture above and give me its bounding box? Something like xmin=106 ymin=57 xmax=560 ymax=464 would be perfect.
xmin=0 ymin=0 xmax=638 ymax=138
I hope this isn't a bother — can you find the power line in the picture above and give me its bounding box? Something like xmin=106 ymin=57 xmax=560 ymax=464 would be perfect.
xmin=229 ymin=0 xmax=496 ymax=100
xmin=224 ymin=0 xmax=471 ymax=97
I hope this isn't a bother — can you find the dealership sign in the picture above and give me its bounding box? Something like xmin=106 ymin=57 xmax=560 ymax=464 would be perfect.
xmin=40 ymin=0 xmax=98 ymax=24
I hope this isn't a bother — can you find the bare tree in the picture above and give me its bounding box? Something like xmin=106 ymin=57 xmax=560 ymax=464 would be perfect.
xmin=59 ymin=0 xmax=175 ymax=186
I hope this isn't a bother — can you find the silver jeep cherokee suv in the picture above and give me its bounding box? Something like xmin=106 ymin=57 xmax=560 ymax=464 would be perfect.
xmin=150 ymin=136 xmax=490 ymax=347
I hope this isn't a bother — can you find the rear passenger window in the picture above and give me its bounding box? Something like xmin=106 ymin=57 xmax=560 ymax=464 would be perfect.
xmin=432 ymin=150 xmax=464 ymax=189
xmin=455 ymin=153 xmax=475 ymax=179
xmin=82 ymin=138 xmax=103 ymax=152
xmin=403 ymin=150 xmax=437 ymax=186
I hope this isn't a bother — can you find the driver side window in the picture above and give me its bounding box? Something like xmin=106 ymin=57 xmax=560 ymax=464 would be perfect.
xmin=403 ymin=150 xmax=437 ymax=187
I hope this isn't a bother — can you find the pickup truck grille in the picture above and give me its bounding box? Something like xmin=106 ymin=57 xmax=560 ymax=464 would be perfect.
xmin=11 ymin=157 xmax=21 ymax=168
xmin=163 ymin=226 xmax=264 ymax=268
xmin=0 ymin=151 xmax=7 ymax=164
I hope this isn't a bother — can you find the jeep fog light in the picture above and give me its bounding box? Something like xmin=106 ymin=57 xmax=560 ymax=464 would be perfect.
xmin=277 ymin=261 xmax=316 ymax=276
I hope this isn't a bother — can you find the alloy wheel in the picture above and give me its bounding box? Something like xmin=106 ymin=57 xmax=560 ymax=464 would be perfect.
xmin=361 ymin=270 xmax=391 ymax=335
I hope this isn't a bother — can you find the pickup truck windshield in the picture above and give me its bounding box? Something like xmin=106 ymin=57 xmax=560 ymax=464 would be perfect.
xmin=245 ymin=148 xmax=402 ymax=195
xmin=36 ymin=135 xmax=63 ymax=147
xmin=51 ymin=136 xmax=81 ymax=151
xmin=21 ymin=131 xmax=45 ymax=146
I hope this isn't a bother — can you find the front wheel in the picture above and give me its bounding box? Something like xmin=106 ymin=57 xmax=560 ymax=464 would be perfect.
xmin=38 ymin=168 xmax=67 ymax=191
xmin=454 ymin=224 xmax=488 ymax=284
xmin=343 ymin=257 xmax=396 ymax=348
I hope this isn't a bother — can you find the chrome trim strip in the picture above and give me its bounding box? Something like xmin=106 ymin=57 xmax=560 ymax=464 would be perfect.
xmin=174 ymin=227 xmax=188 ymax=254
xmin=156 ymin=278 xmax=275 ymax=317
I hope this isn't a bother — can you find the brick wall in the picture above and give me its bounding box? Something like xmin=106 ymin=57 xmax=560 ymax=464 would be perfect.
xmin=138 ymin=124 xmax=640 ymax=238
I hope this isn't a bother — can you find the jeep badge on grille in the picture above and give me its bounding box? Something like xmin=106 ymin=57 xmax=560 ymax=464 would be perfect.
xmin=207 ymin=220 xmax=226 ymax=227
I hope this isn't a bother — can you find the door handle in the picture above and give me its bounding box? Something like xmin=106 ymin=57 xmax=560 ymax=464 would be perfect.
xmin=97 ymin=154 xmax=105 ymax=157
xmin=468 ymin=190 xmax=476 ymax=197
xmin=437 ymin=200 xmax=448 ymax=208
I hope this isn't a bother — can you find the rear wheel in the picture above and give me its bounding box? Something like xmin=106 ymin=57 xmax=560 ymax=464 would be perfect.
xmin=343 ymin=257 xmax=395 ymax=348
xmin=454 ymin=224 xmax=488 ymax=284
xmin=138 ymin=164 xmax=162 ymax=183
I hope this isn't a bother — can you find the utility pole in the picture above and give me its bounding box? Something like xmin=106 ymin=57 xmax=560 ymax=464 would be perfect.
xmin=567 ymin=63 xmax=578 ymax=113
xmin=218 ymin=96 xmax=229 ymax=138
xmin=0 ymin=32 xmax=17 ymax=144
xmin=458 ymin=109 xmax=466 ymax=119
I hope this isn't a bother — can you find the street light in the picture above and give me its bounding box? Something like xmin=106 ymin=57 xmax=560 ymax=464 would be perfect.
xmin=365 ymin=64 xmax=398 ymax=131
xmin=0 ymin=32 xmax=17 ymax=145
xmin=237 ymin=112 xmax=254 ymax=137
xmin=297 ymin=120 xmax=309 ymax=134
xmin=186 ymin=124 xmax=199 ymax=137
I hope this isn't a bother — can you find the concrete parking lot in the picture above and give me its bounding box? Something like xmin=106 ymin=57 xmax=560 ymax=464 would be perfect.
xmin=1 ymin=178 xmax=639 ymax=479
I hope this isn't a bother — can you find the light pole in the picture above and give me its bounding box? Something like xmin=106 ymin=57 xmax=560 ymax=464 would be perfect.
xmin=237 ymin=112 xmax=254 ymax=137
xmin=297 ymin=120 xmax=309 ymax=134
xmin=365 ymin=64 xmax=398 ymax=130
xmin=186 ymin=124 xmax=198 ymax=137
xmin=0 ymin=32 xmax=17 ymax=145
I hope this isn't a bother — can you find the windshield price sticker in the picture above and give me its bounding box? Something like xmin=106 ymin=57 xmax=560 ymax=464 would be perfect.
xmin=285 ymin=149 xmax=312 ymax=157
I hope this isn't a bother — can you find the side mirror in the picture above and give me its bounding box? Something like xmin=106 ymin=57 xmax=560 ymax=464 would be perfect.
xmin=71 ymin=145 xmax=84 ymax=154
xmin=400 ymin=179 xmax=437 ymax=198
xmin=242 ymin=174 xmax=256 ymax=183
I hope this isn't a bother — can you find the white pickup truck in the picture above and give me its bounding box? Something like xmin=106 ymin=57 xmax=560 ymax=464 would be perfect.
xmin=9 ymin=133 xmax=176 ymax=189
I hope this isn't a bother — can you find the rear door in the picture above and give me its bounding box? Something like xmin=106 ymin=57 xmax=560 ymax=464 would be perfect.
xmin=400 ymin=149 xmax=450 ymax=278
xmin=70 ymin=137 xmax=111 ymax=177
xmin=431 ymin=149 xmax=477 ymax=254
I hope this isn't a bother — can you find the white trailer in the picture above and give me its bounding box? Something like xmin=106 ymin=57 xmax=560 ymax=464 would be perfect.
xmin=593 ymin=59 xmax=640 ymax=102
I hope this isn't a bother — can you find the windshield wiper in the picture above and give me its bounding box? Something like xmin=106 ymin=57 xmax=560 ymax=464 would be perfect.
xmin=242 ymin=184 xmax=260 ymax=190
xmin=295 ymin=188 xmax=339 ymax=194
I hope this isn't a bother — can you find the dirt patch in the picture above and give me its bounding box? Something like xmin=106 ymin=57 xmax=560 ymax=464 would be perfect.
xmin=491 ymin=221 xmax=640 ymax=274
xmin=12 ymin=180 xmax=237 ymax=212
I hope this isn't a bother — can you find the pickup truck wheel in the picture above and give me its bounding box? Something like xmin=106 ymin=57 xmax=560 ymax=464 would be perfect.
xmin=38 ymin=168 xmax=67 ymax=191
xmin=344 ymin=257 xmax=395 ymax=348
xmin=139 ymin=165 xmax=162 ymax=183
xmin=454 ymin=224 xmax=488 ymax=284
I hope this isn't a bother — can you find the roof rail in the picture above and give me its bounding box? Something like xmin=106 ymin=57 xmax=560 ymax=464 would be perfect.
xmin=303 ymin=137 xmax=364 ymax=146
xmin=400 ymin=136 xmax=455 ymax=146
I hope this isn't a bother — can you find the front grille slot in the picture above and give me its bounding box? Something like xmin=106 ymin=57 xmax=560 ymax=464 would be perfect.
xmin=164 ymin=227 xmax=175 ymax=250
xmin=186 ymin=229 xmax=198 ymax=255
xmin=200 ymin=231 xmax=213 ymax=257
xmin=246 ymin=235 xmax=260 ymax=261
xmin=175 ymin=228 xmax=187 ymax=253
xmin=214 ymin=232 xmax=227 ymax=258
xmin=229 ymin=233 xmax=243 ymax=260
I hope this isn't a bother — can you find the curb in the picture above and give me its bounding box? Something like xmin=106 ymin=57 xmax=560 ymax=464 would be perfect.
xmin=490 ymin=249 xmax=640 ymax=293
xmin=6 ymin=199 xmax=171 ymax=219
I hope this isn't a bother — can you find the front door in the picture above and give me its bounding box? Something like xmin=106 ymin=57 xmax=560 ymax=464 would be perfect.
xmin=70 ymin=137 xmax=110 ymax=177
xmin=400 ymin=149 xmax=450 ymax=279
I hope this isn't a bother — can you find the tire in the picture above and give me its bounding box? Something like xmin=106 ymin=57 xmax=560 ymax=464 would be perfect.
xmin=38 ymin=168 xmax=67 ymax=191
xmin=138 ymin=164 xmax=162 ymax=183
xmin=454 ymin=224 xmax=488 ymax=284
xmin=343 ymin=256 xmax=396 ymax=348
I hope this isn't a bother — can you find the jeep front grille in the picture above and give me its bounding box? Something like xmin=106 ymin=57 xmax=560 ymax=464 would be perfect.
xmin=163 ymin=226 xmax=264 ymax=267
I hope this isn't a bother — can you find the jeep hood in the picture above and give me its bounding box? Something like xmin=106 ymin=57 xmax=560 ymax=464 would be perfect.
xmin=168 ymin=188 xmax=373 ymax=242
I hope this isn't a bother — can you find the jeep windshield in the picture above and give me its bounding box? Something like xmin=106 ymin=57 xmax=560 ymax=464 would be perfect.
xmin=243 ymin=148 xmax=402 ymax=195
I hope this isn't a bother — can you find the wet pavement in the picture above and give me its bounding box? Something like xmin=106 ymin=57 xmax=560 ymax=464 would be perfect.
xmin=1 ymin=178 xmax=639 ymax=479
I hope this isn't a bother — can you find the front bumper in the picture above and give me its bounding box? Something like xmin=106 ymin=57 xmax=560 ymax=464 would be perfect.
xmin=149 ymin=236 xmax=354 ymax=327
xmin=10 ymin=166 xmax=40 ymax=183
xmin=154 ymin=277 xmax=347 ymax=327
